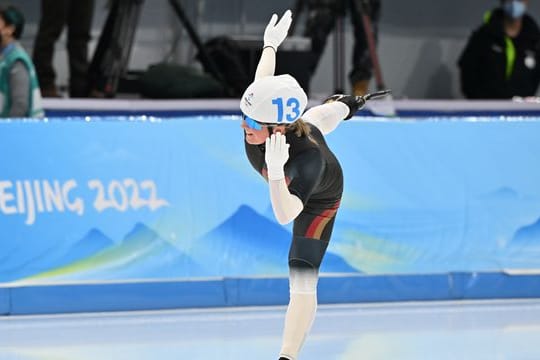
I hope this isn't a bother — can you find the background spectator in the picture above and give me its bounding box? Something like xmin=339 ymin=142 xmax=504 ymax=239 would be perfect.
xmin=32 ymin=0 xmax=95 ymax=98
xmin=302 ymin=0 xmax=381 ymax=96
xmin=0 ymin=5 xmax=43 ymax=118
xmin=458 ymin=0 xmax=540 ymax=99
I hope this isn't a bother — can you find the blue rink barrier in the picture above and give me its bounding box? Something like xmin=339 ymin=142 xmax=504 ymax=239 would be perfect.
xmin=1 ymin=272 xmax=540 ymax=315
xmin=0 ymin=288 xmax=9 ymax=315
xmin=2 ymin=111 xmax=540 ymax=315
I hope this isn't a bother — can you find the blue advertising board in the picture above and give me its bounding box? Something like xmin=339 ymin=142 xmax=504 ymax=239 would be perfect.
xmin=1 ymin=116 xmax=540 ymax=286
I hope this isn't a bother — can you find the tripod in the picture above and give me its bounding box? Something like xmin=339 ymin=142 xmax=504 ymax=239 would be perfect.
xmin=87 ymin=0 xmax=229 ymax=98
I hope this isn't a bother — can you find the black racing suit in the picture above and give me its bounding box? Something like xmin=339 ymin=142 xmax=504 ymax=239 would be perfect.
xmin=458 ymin=8 xmax=540 ymax=99
xmin=245 ymin=123 xmax=343 ymax=269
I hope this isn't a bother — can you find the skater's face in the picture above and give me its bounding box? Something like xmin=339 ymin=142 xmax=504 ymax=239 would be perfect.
xmin=241 ymin=116 xmax=286 ymax=145
xmin=241 ymin=116 xmax=270 ymax=145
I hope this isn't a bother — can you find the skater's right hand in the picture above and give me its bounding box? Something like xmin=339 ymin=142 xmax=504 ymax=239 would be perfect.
xmin=263 ymin=9 xmax=292 ymax=51
xmin=265 ymin=132 xmax=290 ymax=181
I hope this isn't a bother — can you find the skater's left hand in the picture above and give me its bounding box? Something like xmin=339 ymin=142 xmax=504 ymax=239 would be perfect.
xmin=263 ymin=9 xmax=293 ymax=51
xmin=324 ymin=90 xmax=392 ymax=120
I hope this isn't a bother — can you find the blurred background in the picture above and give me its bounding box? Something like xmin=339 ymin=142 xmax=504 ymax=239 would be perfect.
xmin=14 ymin=0 xmax=540 ymax=99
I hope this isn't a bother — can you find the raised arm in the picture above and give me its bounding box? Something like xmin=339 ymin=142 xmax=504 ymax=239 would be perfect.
xmin=303 ymin=91 xmax=391 ymax=134
xmin=301 ymin=102 xmax=350 ymax=135
xmin=303 ymin=95 xmax=365 ymax=135
xmin=254 ymin=10 xmax=292 ymax=80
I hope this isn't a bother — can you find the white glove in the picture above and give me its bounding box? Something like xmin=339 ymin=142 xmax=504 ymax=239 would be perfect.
xmin=265 ymin=132 xmax=290 ymax=181
xmin=263 ymin=9 xmax=293 ymax=51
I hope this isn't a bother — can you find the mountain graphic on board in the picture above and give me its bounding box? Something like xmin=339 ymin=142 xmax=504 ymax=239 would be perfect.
xmin=2 ymin=228 xmax=115 ymax=282
xmin=54 ymin=228 xmax=115 ymax=267
xmin=97 ymin=223 xmax=208 ymax=279
xmin=27 ymin=223 xmax=205 ymax=281
xmin=500 ymin=216 xmax=540 ymax=269
xmin=479 ymin=187 xmax=520 ymax=201
xmin=192 ymin=205 xmax=358 ymax=276
xmin=511 ymin=216 xmax=540 ymax=249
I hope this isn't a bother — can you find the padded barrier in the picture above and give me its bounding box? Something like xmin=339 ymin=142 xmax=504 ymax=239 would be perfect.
xmin=0 ymin=287 xmax=9 ymax=315
xmin=3 ymin=272 xmax=540 ymax=315
xmin=2 ymin=111 xmax=540 ymax=315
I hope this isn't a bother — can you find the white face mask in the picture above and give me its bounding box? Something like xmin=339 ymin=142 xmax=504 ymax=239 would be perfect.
xmin=504 ymin=0 xmax=527 ymax=19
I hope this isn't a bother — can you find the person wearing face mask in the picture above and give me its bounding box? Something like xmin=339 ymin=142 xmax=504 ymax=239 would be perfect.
xmin=0 ymin=6 xmax=43 ymax=118
xmin=240 ymin=10 xmax=390 ymax=360
xmin=458 ymin=0 xmax=540 ymax=99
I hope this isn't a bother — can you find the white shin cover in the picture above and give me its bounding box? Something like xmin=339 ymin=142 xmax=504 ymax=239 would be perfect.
xmin=279 ymin=268 xmax=319 ymax=360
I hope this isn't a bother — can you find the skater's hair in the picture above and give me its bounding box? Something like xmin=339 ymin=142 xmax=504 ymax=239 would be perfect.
xmin=287 ymin=118 xmax=311 ymax=138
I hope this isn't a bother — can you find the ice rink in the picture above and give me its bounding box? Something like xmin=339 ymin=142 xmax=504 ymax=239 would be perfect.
xmin=2 ymin=299 xmax=540 ymax=360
